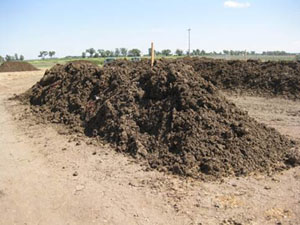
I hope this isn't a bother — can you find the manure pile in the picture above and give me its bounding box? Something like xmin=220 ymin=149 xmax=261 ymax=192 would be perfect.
xmin=0 ymin=61 xmax=38 ymax=72
xmin=25 ymin=60 xmax=299 ymax=179
xmin=70 ymin=60 xmax=98 ymax=65
xmin=182 ymin=58 xmax=300 ymax=99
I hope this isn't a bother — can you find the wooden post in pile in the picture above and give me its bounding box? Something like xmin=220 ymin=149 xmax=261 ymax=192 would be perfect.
xmin=151 ymin=42 xmax=155 ymax=67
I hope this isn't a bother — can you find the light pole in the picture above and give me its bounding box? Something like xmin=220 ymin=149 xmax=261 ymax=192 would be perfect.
xmin=188 ymin=28 xmax=191 ymax=56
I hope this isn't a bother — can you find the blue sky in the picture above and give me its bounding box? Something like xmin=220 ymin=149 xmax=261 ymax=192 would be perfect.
xmin=1 ymin=0 xmax=300 ymax=59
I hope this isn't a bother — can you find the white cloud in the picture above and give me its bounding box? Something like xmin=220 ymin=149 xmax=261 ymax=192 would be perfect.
xmin=224 ymin=1 xmax=250 ymax=8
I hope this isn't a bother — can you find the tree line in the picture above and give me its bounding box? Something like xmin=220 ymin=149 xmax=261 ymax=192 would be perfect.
xmin=82 ymin=48 xmax=142 ymax=58
xmin=1 ymin=49 xmax=297 ymax=64
xmin=81 ymin=47 xmax=220 ymax=58
xmin=81 ymin=48 xmax=189 ymax=58
xmin=0 ymin=53 xmax=25 ymax=63
xmin=80 ymin=48 xmax=297 ymax=58
xmin=261 ymin=51 xmax=292 ymax=56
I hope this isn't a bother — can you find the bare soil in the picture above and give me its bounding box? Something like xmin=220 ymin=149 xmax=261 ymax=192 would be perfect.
xmin=0 ymin=61 xmax=38 ymax=73
xmin=0 ymin=70 xmax=300 ymax=225
xmin=182 ymin=57 xmax=300 ymax=100
xmin=21 ymin=60 xmax=297 ymax=180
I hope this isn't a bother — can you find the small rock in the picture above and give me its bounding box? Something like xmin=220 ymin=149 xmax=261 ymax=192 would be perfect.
xmin=75 ymin=184 xmax=85 ymax=191
xmin=271 ymin=178 xmax=280 ymax=182
xmin=73 ymin=171 xmax=78 ymax=176
xmin=58 ymin=130 xmax=67 ymax=135
xmin=87 ymin=141 xmax=93 ymax=145
xmin=214 ymin=204 xmax=220 ymax=208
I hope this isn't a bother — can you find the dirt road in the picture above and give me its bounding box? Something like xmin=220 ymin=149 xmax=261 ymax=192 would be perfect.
xmin=0 ymin=70 xmax=299 ymax=225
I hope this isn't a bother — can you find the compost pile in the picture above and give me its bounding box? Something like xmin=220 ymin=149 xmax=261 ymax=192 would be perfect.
xmin=182 ymin=58 xmax=300 ymax=99
xmin=25 ymin=60 xmax=298 ymax=179
xmin=70 ymin=60 xmax=98 ymax=65
xmin=0 ymin=61 xmax=38 ymax=72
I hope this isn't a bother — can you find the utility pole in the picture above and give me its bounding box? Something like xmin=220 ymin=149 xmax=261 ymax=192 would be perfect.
xmin=151 ymin=42 xmax=155 ymax=67
xmin=188 ymin=28 xmax=191 ymax=56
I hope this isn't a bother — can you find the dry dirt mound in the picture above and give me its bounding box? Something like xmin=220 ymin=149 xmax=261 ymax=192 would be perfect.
xmin=0 ymin=61 xmax=38 ymax=73
xmin=24 ymin=60 xmax=298 ymax=180
xmin=182 ymin=57 xmax=300 ymax=99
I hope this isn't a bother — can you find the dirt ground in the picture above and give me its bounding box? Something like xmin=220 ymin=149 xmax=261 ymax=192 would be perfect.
xmin=226 ymin=94 xmax=300 ymax=142
xmin=0 ymin=70 xmax=299 ymax=225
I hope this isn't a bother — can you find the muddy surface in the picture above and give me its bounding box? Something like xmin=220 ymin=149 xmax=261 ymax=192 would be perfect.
xmin=0 ymin=61 xmax=38 ymax=73
xmin=21 ymin=60 xmax=299 ymax=180
xmin=182 ymin=57 xmax=300 ymax=99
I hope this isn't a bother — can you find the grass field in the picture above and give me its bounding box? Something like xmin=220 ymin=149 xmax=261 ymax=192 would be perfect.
xmin=27 ymin=58 xmax=106 ymax=69
xmin=26 ymin=55 xmax=298 ymax=69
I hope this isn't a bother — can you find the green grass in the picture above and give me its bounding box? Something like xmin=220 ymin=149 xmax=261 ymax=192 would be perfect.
xmin=27 ymin=58 xmax=106 ymax=69
xmin=27 ymin=55 xmax=298 ymax=69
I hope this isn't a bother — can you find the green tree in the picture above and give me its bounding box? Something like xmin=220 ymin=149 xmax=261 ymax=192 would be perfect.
xmin=114 ymin=48 xmax=120 ymax=57
xmin=0 ymin=55 xmax=4 ymax=63
xmin=120 ymin=48 xmax=128 ymax=57
xmin=105 ymin=50 xmax=114 ymax=57
xmin=19 ymin=55 xmax=24 ymax=61
xmin=86 ymin=48 xmax=96 ymax=57
xmin=191 ymin=49 xmax=201 ymax=56
xmin=155 ymin=50 xmax=161 ymax=56
xmin=161 ymin=49 xmax=172 ymax=56
xmin=128 ymin=49 xmax=141 ymax=57
xmin=49 ymin=51 xmax=56 ymax=58
xmin=94 ymin=53 xmax=100 ymax=58
xmin=98 ymin=49 xmax=106 ymax=57
xmin=175 ymin=49 xmax=184 ymax=56
xmin=38 ymin=51 xmax=48 ymax=59
xmin=82 ymin=52 xmax=86 ymax=58
xmin=5 ymin=55 xmax=13 ymax=61
xmin=14 ymin=53 xmax=18 ymax=60
xmin=223 ymin=50 xmax=229 ymax=55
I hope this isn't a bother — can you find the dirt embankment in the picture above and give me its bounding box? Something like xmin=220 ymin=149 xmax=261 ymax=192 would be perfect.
xmin=0 ymin=61 xmax=38 ymax=73
xmin=21 ymin=60 xmax=299 ymax=180
xmin=182 ymin=57 xmax=300 ymax=99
